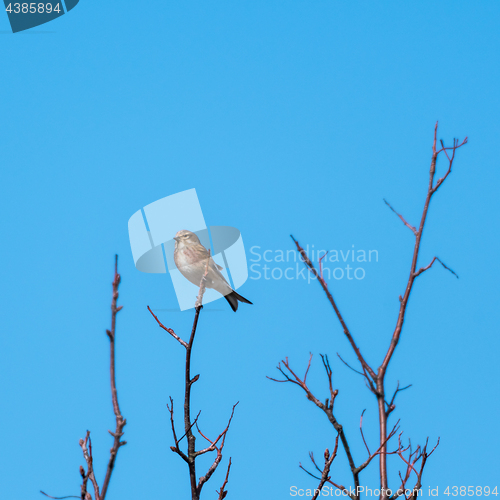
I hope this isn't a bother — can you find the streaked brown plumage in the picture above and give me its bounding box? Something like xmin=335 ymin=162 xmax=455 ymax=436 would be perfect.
xmin=173 ymin=229 xmax=252 ymax=312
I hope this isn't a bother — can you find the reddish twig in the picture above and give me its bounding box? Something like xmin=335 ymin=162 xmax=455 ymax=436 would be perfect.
xmin=291 ymin=235 xmax=377 ymax=382
xmin=359 ymin=410 xmax=371 ymax=456
xmin=391 ymin=435 xmax=440 ymax=500
xmin=414 ymin=256 xmax=458 ymax=279
xmin=216 ymin=457 xmax=232 ymax=500
xmin=42 ymin=257 xmax=127 ymax=500
xmin=385 ymin=381 xmax=412 ymax=417
xmin=185 ymin=306 xmax=203 ymax=499
xmin=195 ymin=403 xmax=238 ymax=495
xmin=101 ymin=256 xmax=127 ymax=500
xmin=383 ymin=199 xmax=417 ymax=235
xmin=288 ymin=123 xmax=465 ymax=500
xmin=299 ymin=435 xmax=340 ymax=500
xmin=40 ymin=493 xmax=80 ymax=499
xmin=433 ymin=137 xmax=468 ymax=193
xmin=319 ymin=251 xmax=329 ymax=283
xmin=336 ymin=352 xmax=365 ymax=376
xmin=79 ymin=463 xmax=90 ymax=500
xmin=167 ymin=397 xmax=201 ymax=463
xmin=79 ymin=432 xmax=100 ymax=500
xmin=151 ymin=255 xmax=235 ymax=500
xmin=355 ymin=419 xmax=400 ymax=474
xmin=195 ymin=250 xmax=211 ymax=308
xmin=147 ymin=306 xmax=188 ymax=348
xmin=300 ymin=436 xmax=354 ymax=500
xmin=195 ymin=403 xmax=238 ymax=458
xmin=376 ymin=124 xmax=465 ymax=494
xmin=268 ymin=355 xmax=360 ymax=494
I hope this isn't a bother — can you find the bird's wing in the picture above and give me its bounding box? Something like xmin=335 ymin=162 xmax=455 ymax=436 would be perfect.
xmin=186 ymin=243 xmax=232 ymax=293
xmin=208 ymin=257 xmax=228 ymax=281
xmin=192 ymin=244 xmax=227 ymax=278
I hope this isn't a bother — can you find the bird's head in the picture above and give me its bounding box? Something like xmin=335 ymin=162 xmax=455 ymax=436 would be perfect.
xmin=174 ymin=230 xmax=200 ymax=247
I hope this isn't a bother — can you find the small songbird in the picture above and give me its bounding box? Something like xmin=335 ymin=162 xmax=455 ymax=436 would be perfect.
xmin=173 ymin=229 xmax=252 ymax=312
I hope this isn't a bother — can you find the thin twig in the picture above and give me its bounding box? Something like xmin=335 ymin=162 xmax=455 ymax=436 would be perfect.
xmin=288 ymin=122 xmax=465 ymax=500
xmin=319 ymin=251 xmax=329 ymax=284
xmin=147 ymin=306 xmax=188 ymax=348
xmin=385 ymin=381 xmax=412 ymax=416
xmin=336 ymin=353 xmax=364 ymax=376
xmin=101 ymin=255 xmax=127 ymax=500
xmin=300 ymin=437 xmax=354 ymax=500
xmin=355 ymin=420 xmax=400 ymax=474
xmin=311 ymin=435 xmax=339 ymax=500
xmin=391 ymin=435 xmax=440 ymax=500
xmin=195 ymin=250 xmax=211 ymax=308
xmin=40 ymin=493 xmax=80 ymax=499
xmin=375 ymin=124 xmax=465 ymax=495
xmin=216 ymin=458 xmax=232 ymax=500
xmin=383 ymin=199 xmax=417 ymax=235
xmin=196 ymin=403 xmax=238 ymax=495
xmin=268 ymin=355 xmax=359 ymax=494
xmin=291 ymin=235 xmax=376 ymax=381
xmin=156 ymin=252 xmax=234 ymax=500
xmin=79 ymin=432 xmax=100 ymax=500
xmin=414 ymin=256 xmax=459 ymax=279
xmin=360 ymin=410 xmax=370 ymax=456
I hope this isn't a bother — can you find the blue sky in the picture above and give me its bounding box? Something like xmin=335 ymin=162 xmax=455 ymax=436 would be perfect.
xmin=0 ymin=1 xmax=499 ymax=499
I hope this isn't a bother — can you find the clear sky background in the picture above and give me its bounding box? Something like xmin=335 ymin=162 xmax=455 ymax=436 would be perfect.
xmin=1 ymin=1 xmax=499 ymax=499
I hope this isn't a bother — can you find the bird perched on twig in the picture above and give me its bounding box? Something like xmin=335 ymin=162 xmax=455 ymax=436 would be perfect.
xmin=173 ymin=229 xmax=252 ymax=312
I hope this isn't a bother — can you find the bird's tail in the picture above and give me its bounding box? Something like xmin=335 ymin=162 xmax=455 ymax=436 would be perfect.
xmin=224 ymin=290 xmax=253 ymax=312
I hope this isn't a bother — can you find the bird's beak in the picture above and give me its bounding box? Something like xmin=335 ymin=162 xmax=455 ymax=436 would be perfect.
xmin=174 ymin=236 xmax=180 ymax=242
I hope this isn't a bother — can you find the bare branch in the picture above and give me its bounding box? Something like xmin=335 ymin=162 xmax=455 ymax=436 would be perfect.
xmin=291 ymin=235 xmax=377 ymax=381
xmin=433 ymin=136 xmax=468 ymax=193
xmin=375 ymin=123 xmax=466 ymax=494
xmin=355 ymin=420 xmax=400 ymax=474
xmin=196 ymin=403 xmax=238 ymax=494
xmin=147 ymin=306 xmax=188 ymax=348
xmin=385 ymin=381 xmax=412 ymax=417
xmin=154 ymin=256 xmax=234 ymax=500
xmin=383 ymin=199 xmax=417 ymax=235
xmin=195 ymin=250 xmax=211 ymax=308
xmin=195 ymin=403 xmax=238 ymax=457
xmin=319 ymin=354 xmax=337 ymax=409
xmin=336 ymin=352 xmax=364 ymax=376
xmin=216 ymin=458 xmax=232 ymax=500
xmin=40 ymin=493 xmax=80 ymax=499
xmin=268 ymin=355 xmax=359 ymax=493
xmin=380 ymin=123 xmax=466 ymax=374
xmin=310 ymin=435 xmax=339 ymax=500
xmin=101 ymin=256 xmax=127 ymax=500
xmin=359 ymin=410 xmax=370 ymax=456
xmin=391 ymin=435 xmax=440 ymax=500
xmin=278 ymin=123 xmax=463 ymax=500
xmin=300 ymin=438 xmax=355 ymax=500
xmin=414 ymin=256 xmax=458 ymax=279
xmin=167 ymin=397 xmax=201 ymax=463
xmin=79 ymin=432 xmax=100 ymax=500
xmin=319 ymin=251 xmax=329 ymax=283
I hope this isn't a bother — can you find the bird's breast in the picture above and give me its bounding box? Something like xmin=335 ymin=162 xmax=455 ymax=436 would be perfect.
xmin=175 ymin=246 xmax=202 ymax=266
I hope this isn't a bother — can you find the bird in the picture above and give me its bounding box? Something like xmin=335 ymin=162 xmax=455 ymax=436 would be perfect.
xmin=173 ymin=229 xmax=252 ymax=312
